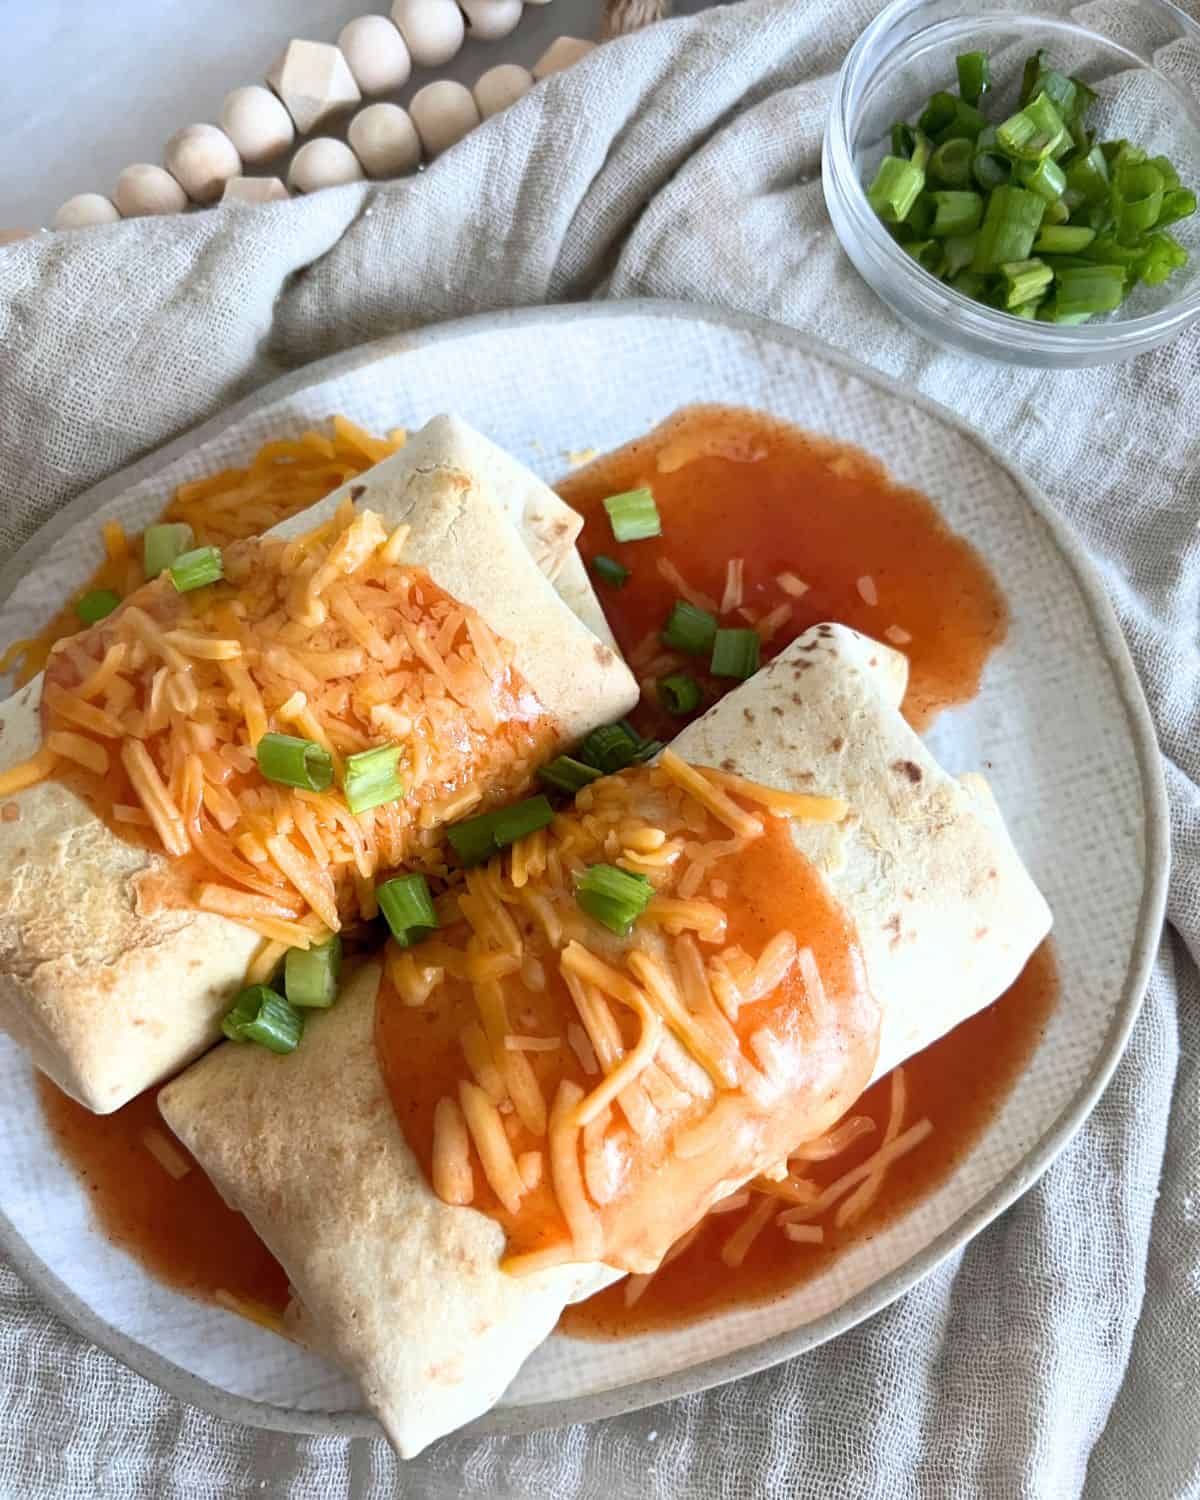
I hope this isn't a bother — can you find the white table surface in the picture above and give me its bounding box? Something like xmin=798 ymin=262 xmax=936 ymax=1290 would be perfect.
xmin=3 ymin=2 xmax=710 ymax=231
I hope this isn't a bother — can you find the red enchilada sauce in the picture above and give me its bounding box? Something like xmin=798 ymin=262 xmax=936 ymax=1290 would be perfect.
xmin=32 ymin=403 xmax=1052 ymax=1337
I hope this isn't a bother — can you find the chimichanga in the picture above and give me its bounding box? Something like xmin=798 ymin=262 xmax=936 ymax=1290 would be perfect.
xmin=159 ymin=623 xmax=1051 ymax=1457
xmin=0 ymin=416 xmax=637 ymax=1112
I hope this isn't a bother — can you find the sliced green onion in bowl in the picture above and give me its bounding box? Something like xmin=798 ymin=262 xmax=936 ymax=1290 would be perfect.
xmin=971 ymin=186 xmax=1045 ymax=272
xmin=143 ymin=522 xmax=194 ymax=578
xmin=1033 ymin=225 xmax=1096 ymax=254
xmin=539 ymin=755 xmax=604 ymax=796
xmin=1000 ymin=258 xmax=1053 ymax=309
xmin=257 ymin=732 xmax=334 ymax=792
xmin=927 ymin=138 xmax=974 ymax=189
xmin=710 ymin=628 xmax=761 ymax=681
xmin=575 ymin=863 xmax=653 ymax=937
xmin=1054 ymin=264 xmax=1126 ymax=318
xmin=377 ymin=874 xmax=439 ymax=947
xmin=169 ymin=545 xmax=223 ymax=593
xmin=997 ymin=92 xmax=1066 ymax=163
xmin=592 ymin=554 xmax=630 ymax=589
xmin=222 ymin=984 xmax=304 ymax=1054
xmin=603 ymin=488 xmax=660 ymax=543
xmin=956 ymin=50 xmax=990 ymax=107
xmin=76 ymin=589 xmax=122 ymax=625
xmin=285 ymin=934 xmax=343 ymax=1009
xmin=342 ymin=744 xmax=404 ymax=815
xmin=867 ymin=155 xmax=926 ymax=224
xmin=930 ymin=190 xmax=983 ymax=237
xmin=661 ymin=600 xmax=718 ymax=655
xmin=659 ymin=673 xmax=701 ymax=716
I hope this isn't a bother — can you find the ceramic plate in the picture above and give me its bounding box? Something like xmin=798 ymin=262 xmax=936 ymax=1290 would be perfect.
xmin=0 ymin=301 xmax=1167 ymax=1441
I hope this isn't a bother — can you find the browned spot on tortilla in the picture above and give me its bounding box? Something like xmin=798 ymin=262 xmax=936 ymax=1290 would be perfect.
xmin=828 ymin=736 xmax=844 ymax=753
xmin=426 ymin=1357 xmax=466 ymax=1385
xmin=1 ymin=802 xmax=18 ymax=822
xmin=771 ymin=706 xmax=784 ymax=717
xmin=892 ymin=759 xmax=922 ymax=784
xmin=987 ymin=867 xmax=998 ymax=880
xmin=792 ymin=660 xmax=814 ymax=673
xmin=743 ymin=708 xmax=755 ymax=724
xmin=348 ymin=484 xmax=366 ymax=501
xmin=869 ymin=656 xmax=878 ymax=667
xmin=903 ymin=887 xmax=914 ymax=901
xmin=799 ymin=640 xmax=821 ymax=653
xmin=720 ymin=757 xmax=737 ymax=772
xmin=593 ymin=643 xmax=615 ymax=666
xmin=975 ymin=927 xmax=989 ymax=941
xmin=883 ymin=913 xmax=902 ymax=949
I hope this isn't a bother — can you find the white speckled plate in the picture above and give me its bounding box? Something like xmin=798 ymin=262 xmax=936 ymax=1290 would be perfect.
xmin=0 ymin=302 xmax=1167 ymax=1442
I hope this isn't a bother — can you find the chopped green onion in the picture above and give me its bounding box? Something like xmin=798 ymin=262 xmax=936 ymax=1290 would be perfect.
xmin=956 ymin=51 xmax=990 ymax=106
xmin=1042 ymin=197 xmax=1071 ymax=225
xmin=908 ymin=239 xmax=946 ymax=276
xmin=918 ymin=92 xmax=958 ymax=138
xmin=76 ymin=589 xmax=121 ymax=625
xmin=1139 ymin=231 xmax=1188 ymax=287
xmin=285 ymin=935 xmax=343 ymax=1009
xmin=575 ymin=863 xmax=653 ymax=937
xmin=996 ymin=92 xmax=1066 ymax=163
xmin=1054 ymin=264 xmax=1125 ymax=318
xmin=659 ymin=672 xmax=701 ymax=716
xmin=592 ymin=554 xmax=630 ymax=589
xmin=1113 ymin=161 xmax=1164 ymax=242
xmin=142 ymin=522 xmax=194 ymax=579
xmin=951 ymin=270 xmax=988 ymax=300
xmin=942 ymin=232 xmax=978 ymax=275
xmin=891 ymin=121 xmax=916 ymax=159
xmin=972 ymin=127 xmax=1011 ymax=192
xmin=580 ymin=721 xmax=642 ymax=773
xmin=1000 ymin=258 xmax=1053 ymax=309
xmin=539 ymin=754 xmax=603 ymax=796
xmin=904 ymin=193 xmax=936 ymax=237
xmin=629 ymin=734 xmax=664 ymax=765
xmin=256 ymin=732 xmax=334 ymax=792
xmin=928 ymin=138 xmax=974 ymax=189
xmin=1151 ymin=154 xmax=1181 ymax=191
xmin=710 ymin=628 xmax=760 ymax=681
xmin=1016 ymin=155 xmax=1067 ymax=204
xmin=1033 ymin=225 xmax=1096 ymax=254
xmin=603 ymin=488 xmax=660 ymax=543
xmin=222 ymin=985 xmax=304 ymax=1054
xmin=971 ymin=186 xmax=1045 ymax=272
xmin=1156 ymin=188 xmax=1197 ymax=230
xmin=377 ymin=873 xmax=439 ymax=947
xmin=661 ymin=599 xmax=718 ymax=655
xmin=867 ymin=155 xmax=926 ymax=224
xmin=448 ymin=794 xmax=555 ymax=866
xmin=341 ymin=744 xmax=404 ymax=814
xmin=935 ymin=101 xmax=986 ymax=144
xmin=930 ymin=190 xmax=983 ymax=237
xmin=169 ymin=545 xmax=223 ymax=593
xmin=1019 ymin=48 xmax=1046 ymax=107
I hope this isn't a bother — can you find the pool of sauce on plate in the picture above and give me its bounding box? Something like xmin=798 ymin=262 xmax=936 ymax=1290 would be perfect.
xmin=32 ymin=402 xmax=1040 ymax=1337
xmin=556 ymin=404 xmax=1008 ymax=737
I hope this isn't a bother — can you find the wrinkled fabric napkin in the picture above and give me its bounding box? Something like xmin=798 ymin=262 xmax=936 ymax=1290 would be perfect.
xmin=1 ymin=1 xmax=1197 ymax=1495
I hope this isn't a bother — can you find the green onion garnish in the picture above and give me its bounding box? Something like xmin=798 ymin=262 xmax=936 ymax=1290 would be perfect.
xmin=1113 ymin=160 xmax=1165 ymax=242
xmin=710 ymin=628 xmax=761 ymax=681
xmin=284 ymin=934 xmax=343 ymax=1009
xmin=169 ymin=545 xmax=223 ymax=593
xmin=659 ymin=673 xmax=701 ymax=716
xmin=930 ymin=190 xmax=983 ymax=237
xmin=1054 ymin=264 xmax=1125 ymax=319
xmin=928 ymin=138 xmax=974 ymax=190
xmin=1000 ymin=258 xmax=1053 ymax=309
xmin=956 ymin=51 xmax=990 ymax=106
xmin=997 ymin=92 xmax=1066 ymax=163
xmin=592 ymin=554 xmax=630 ymax=589
xmin=142 ymin=522 xmax=194 ymax=579
xmin=377 ymin=873 xmax=439 ymax=947
xmin=222 ymin=984 xmax=304 ymax=1054
xmin=256 ymin=732 xmax=334 ymax=792
xmin=76 ymin=589 xmax=121 ymax=625
xmin=867 ymin=155 xmax=926 ymax=225
xmin=661 ymin=600 xmax=718 ymax=656
xmin=971 ymin=186 xmax=1045 ymax=272
xmin=580 ymin=721 xmax=642 ymax=774
xmin=603 ymin=488 xmax=660 ymax=543
xmin=1033 ymin=225 xmax=1096 ymax=254
xmin=891 ymin=122 xmax=916 ymax=159
xmin=448 ymin=794 xmax=555 ymax=866
xmin=539 ymin=755 xmax=603 ymax=796
xmin=918 ymin=92 xmax=958 ymax=138
xmin=342 ymin=744 xmax=404 ymax=815
xmin=575 ymin=863 xmax=653 ymax=937
xmin=1016 ymin=155 xmax=1067 ymax=204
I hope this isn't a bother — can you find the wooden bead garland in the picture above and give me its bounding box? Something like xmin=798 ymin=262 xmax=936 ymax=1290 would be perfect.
xmin=44 ymin=1 xmax=668 ymax=233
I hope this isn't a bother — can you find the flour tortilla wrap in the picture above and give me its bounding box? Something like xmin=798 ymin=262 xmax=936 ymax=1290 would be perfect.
xmin=0 ymin=416 xmax=637 ymax=1113
xmin=158 ymin=623 xmax=1050 ymax=1458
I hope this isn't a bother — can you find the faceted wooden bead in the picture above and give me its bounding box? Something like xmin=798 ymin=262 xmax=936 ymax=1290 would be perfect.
xmin=220 ymin=86 xmax=295 ymax=165
xmin=348 ymin=104 xmax=421 ymax=179
xmin=473 ymin=63 xmax=534 ymax=120
xmin=533 ymin=37 xmax=596 ymax=79
xmin=164 ymin=124 xmax=242 ymax=205
xmin=114 ymin=164 xmax=188 ymax=217
xmin=287 ymin=138 xmax=366 ymax=194
xmin=390 ymin=0 xmax=465 ymax=68
xmin=338 ymin=15 xmax=412 ymax=96
xmin=267 ymin=40 xmax=361 ymax=135
xmin=53 ymin=194 xmax=121 ymax=230
xmin=409 ymin=81 xmax=481 ymax=158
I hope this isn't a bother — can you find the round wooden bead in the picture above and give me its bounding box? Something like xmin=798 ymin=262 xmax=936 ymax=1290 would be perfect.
xmin=409 ymin=81 xmax=481 ymax=158
xmin=220 ymin=85 xmax=295 ymax=165
xmin=473 ymin=63 xmax=534 ymax=119
xmin=164 ymin=124 xmax=242 ymax=204
xmin=532 ymin=36 xmax=595 ymax=79
xmin=53 ymin=194 xmax=121 ymax=230
xmin=460 ymin=0 xmax=523 ymax=41
xmin=114 ymin=164 xmax=189 ymax=218
xmin=390 ymin=0 xmax=464 ymax=68
xmin=0 ymin=229 xmax=36 ymax=245
xmin=287 ymin=138 xmax=366 ymax=194
xmin=348 ymin=103 xmax=421 ymax=179
xmin=221 ymin=176 xmax=290 ymax=205
xmin=338 ymin=15 xmax=411 ymax=96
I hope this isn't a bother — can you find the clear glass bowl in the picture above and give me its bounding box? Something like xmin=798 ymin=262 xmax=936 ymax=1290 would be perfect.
xmin=823 ymin=0 xmax=1200 ymax=366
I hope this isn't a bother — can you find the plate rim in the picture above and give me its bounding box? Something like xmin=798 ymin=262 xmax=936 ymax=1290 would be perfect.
xmin=0 ymin=297 xmax=1170 ymax=1444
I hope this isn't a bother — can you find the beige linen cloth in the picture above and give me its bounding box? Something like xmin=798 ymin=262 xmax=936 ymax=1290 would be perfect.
xmin=1 ymin=2 xmax=1197 ymax=1495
